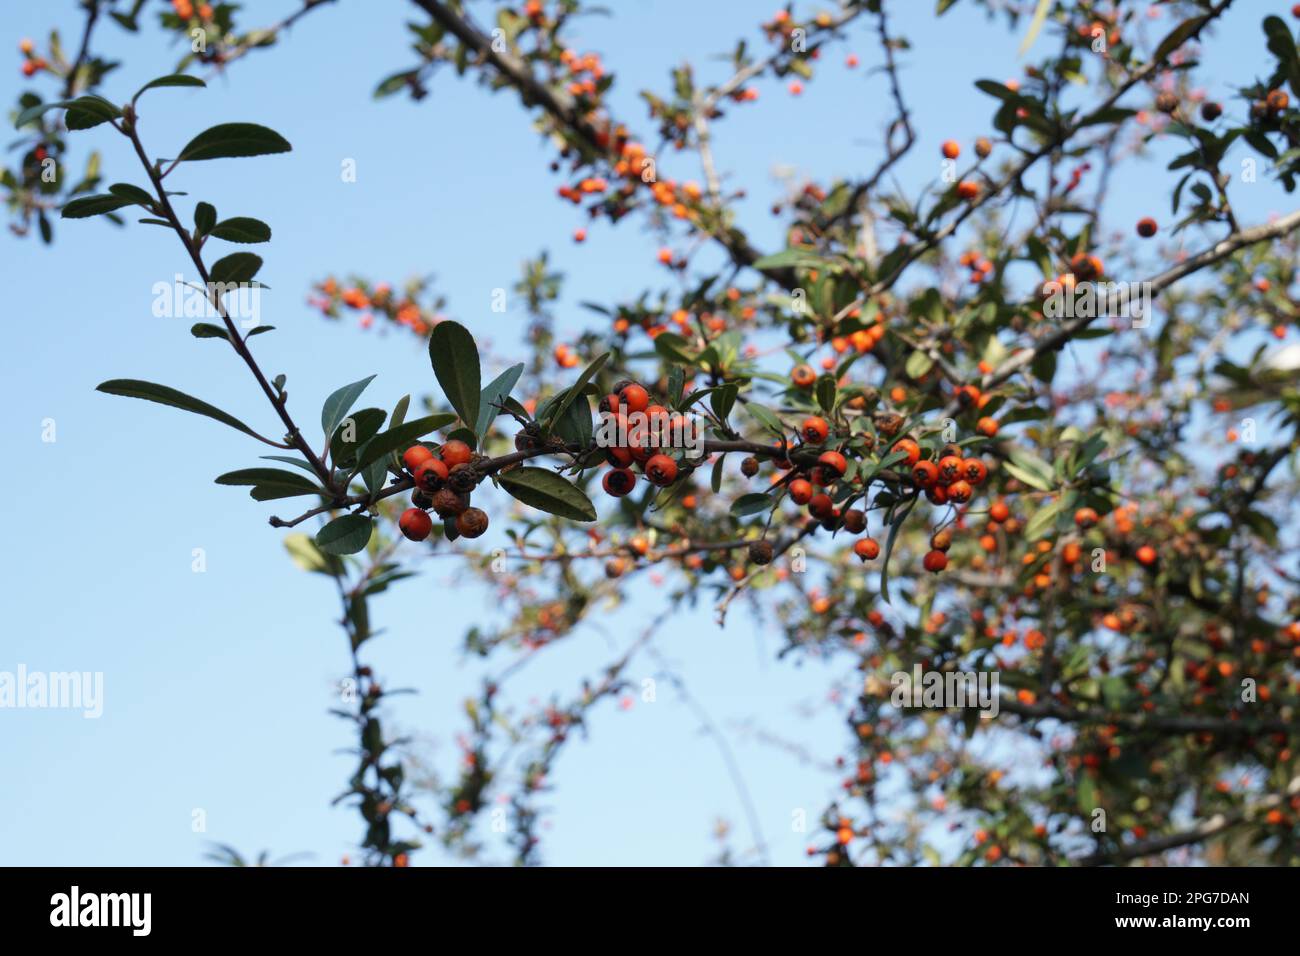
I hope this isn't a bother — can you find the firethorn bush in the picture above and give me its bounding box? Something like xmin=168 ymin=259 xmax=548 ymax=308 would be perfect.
xmin=13 ymin=0 xmax=1300 ymax=867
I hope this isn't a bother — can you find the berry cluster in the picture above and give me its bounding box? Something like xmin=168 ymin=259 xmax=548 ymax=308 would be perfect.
xmin=397 ymin=440 xmax=489 ymax=542
xmin=596 ymin=380 xmax=687 ymax=498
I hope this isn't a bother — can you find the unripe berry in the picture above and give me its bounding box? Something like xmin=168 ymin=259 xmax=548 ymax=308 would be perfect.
xmin=974 ymin=137 xmax=992 ymax=159
xmin=456 ymin=507 xmax=489 ymax=538
xmin=930 ymin=529 xmax=953 ymax=551
xmin=399 ymin=508 xmax=433 ymax=541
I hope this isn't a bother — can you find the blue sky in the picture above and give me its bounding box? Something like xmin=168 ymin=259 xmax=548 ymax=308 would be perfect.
xmin=1 ymin=1 xmax=1287 ymax=866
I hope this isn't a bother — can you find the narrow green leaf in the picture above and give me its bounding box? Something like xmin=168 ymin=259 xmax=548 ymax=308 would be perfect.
xmin=96 ymin=378 xmax=265 ymax=441
xmin=61 ymin=194 xmax=139 ymax=218
xmin=542 ymin=352 xmax=607 ymax=439
xmin=321 ymin=374 xmax=377 ymax=441
xmin=498 ymin=467 xmax=597 ymax=521
xmin=476 ymin=363 xmax=525 ymax=439
xmin=354 ymin=413 xmax=456 ymax=472
xmin=730 ymin=492 xmax=773 ymax=518
xmin=134 ymin=73 xmax=206 ymax=103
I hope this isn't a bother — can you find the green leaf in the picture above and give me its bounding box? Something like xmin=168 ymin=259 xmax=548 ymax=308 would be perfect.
xmin=96 ymin=378 xmax=266 ymax=441
xmin=134 ymin=73 xmax=206 ymax=102
xmin=321 ymin=374 xmax=377 ymax=442
xmin=209 ymin=217 xmax=271 ymax=243
xmin=542 ymin=352 xmax=607 ymax=438
xmin=194 ymin=201 xmax=217 ymax=235
xmin=428 ymin=321 xmax=481 ymax=429
xmin=61 ymin=194 xmax=139 ymax=218
xmin=730 ymin=492 xmax=773 ymax=518
xmin=498 ymin=467 xmax=597 ymax=521
xmin=209 ymin=252 xmax=262 ymax=284
xmin=284 ymin=532 xmax=342 ymax=575
xmin=177 ymin=123 xmax=292 ymax=162
xmin=905 ymin=349 xmax=934 ymax=379
xmin=107 ymin=182 xmax=154 ymax=205
xmin=354 ymin=413 xmax=458 ymax=472
xmin=329 ymin=407 xmax=386 ymax=467
xmin=476 ymin=363 xmax=525 ymax=439
xmin=191 ymin=322 xmax=229 ymax=340
xmin=1153 ymin=15 xmax=1208 ymax=65
xmin=815 ymin=374 xmax=837 ymax=414
xmin=879 ymin=498 xmax=916 ymax=605
xmin=215 ymin=468 xmax=324 ymax=500
xmin=746 ymin=403 xmax=786 ymax=438
xmin=1023 ymin=496 xmax=1065 ymax=541
xmin=316 ymin=514 xmax=374 ymax=555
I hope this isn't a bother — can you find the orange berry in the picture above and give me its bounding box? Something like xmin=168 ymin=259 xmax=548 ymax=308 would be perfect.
xmin=399 ymin=508 xmax=433 ymax=541
xmin=941 ymin=140 xmax=960 ymax=160
xmin=1135 ymin=545 xmax=1157 ymax=566
xmin=854 ymin=538 xmax=880 ymax=561
xmin=923 ymin=550 xmax=948 ymax=573
xmin=402 ymin=444 xmax=435 ymax=473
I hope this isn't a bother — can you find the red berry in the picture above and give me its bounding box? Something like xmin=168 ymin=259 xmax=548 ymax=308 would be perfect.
xmin=818 ymin=450 xmax=848 ymax=477
xmin=854 ymin=538 xmax=880 ymax=561
xmin=603 ymin=467 xmax=636 ymax=497
xmin=808 ymin=493 xmax=834 ymax=519
xmin=923 ymin=550 xmax=948 ymax=573
xmin=789 ymin=478 xmax=814 ymax=505
xmin=801 ymin=416 xmax=830 ymax=445
xmin=440 ymin=440 xmax=472 ymax=467
xmin=1136 ymin=217 xmax=1157 ymax=238
xmin=1136 ymin=545 xmax=1157 ymax=566
xmin=403 ymin=444 xmax=435 ymax=473
xmin=414 ymin=457 xmax=449 ymax=492
xmin=645 ymin=453 xmax=679 ymax=486
xmin=962 ymin=458 xmax=988 ymax=485
xmin=399 ymin=508 xmax=433 ymax=541
xmin=618 ymin=383 xmax=650 ymax=415
xmin=912 ymin=460 xmax=939 ymax=487
xmin=893 ymin=439 xmax=921 ymax=467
